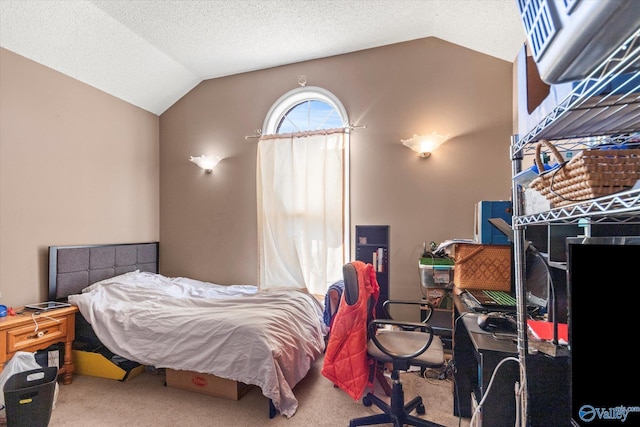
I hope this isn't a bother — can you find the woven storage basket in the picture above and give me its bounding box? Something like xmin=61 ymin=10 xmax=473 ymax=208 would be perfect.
xmin=529 ymin=139 xmax=640 ymax=207
xmin=453 ymin=243 xmax=511 ymax=291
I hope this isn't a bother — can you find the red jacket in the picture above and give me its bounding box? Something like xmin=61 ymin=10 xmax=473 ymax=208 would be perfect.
xmin=321 ymin=261 xmax=380 ymax=400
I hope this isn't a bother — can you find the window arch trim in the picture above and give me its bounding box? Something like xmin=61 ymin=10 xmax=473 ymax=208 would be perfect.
xmin=262 ymin=86 xmax=349 ymax=135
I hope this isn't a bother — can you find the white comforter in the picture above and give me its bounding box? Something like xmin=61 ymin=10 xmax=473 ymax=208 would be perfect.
xmin=68 ymin=271 xmax=326 ymax=417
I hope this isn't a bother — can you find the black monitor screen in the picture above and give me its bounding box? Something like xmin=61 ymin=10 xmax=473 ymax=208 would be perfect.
xmin=567 ymin=236 xmax=640 ymax=426
xmin=524 ymin=248 xmax=549 ymax=308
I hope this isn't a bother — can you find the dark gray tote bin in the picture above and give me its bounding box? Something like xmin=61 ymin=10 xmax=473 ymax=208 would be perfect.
xmin=3 ymin=366 xmax=57 ymax=427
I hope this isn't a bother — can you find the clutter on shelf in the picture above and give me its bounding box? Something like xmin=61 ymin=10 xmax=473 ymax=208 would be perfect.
xmin=529 ymin=139 xmax=640 ymax=207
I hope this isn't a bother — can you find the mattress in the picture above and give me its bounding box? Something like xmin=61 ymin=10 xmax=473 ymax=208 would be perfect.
xmin=68 ymin=271 xmax=327 ymax=417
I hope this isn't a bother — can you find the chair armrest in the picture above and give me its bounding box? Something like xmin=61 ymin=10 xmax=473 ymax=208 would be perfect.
xmin=368 ymin=319 xmax=435 ymax=360
xmin=382 ymin=299 xmax=436 ymax=323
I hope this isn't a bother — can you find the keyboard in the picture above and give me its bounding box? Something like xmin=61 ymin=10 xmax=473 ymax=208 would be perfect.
xmin=483 ymin=290 xmax=516 ymax=306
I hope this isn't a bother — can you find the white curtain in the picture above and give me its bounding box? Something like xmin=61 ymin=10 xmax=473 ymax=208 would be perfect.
xmin=257 ymin=129 xmax=346 ymax=294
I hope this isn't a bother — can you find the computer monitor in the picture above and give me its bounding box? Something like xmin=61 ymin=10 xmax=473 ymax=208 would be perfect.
xmin=523 ymin=248 xmax=549 ymax=307
xmin=567 ymin=236 xmax=640 ymax=425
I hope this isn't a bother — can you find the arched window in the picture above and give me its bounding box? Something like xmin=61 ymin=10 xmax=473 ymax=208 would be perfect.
xmin=263 ymin=86 xmax=347 ymax=134
xmin=258 ymin=86 xmax=350 ymax=295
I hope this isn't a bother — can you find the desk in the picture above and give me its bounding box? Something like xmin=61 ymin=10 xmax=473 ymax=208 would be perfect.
xmin=0 ymin=306 xmax=78 ymax=384
xmin=452 ymin=295 xmax=520 ymax=426
xmin=452 ymin=295 xmax=571 ymax=426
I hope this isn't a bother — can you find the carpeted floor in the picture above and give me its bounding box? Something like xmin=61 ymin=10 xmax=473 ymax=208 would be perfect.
xmin=46 ymin=355 xmax=470 ymax=427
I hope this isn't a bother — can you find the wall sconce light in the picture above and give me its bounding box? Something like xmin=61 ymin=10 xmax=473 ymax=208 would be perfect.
xmin=401 ymin=132 xmax=449 ymax=158
xmin=189 ymin=155 xmax=221 ymax=173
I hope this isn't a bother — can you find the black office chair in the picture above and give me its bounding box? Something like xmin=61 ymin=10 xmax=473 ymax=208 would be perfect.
xmin=344 ymin=264 xmax=447 ymax=427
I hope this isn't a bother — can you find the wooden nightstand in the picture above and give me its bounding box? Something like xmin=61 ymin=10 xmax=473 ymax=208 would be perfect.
xmin=0 ymin=305 xmax=78 ymax=384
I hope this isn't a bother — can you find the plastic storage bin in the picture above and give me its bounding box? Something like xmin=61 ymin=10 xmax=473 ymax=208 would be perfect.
xmin=516 ymin=0 xmax=640 ymax=84
xmin=419 ymin=257 xmax=454 ymax=288
xmin=3 ymin=367 xmax=57 ymax=427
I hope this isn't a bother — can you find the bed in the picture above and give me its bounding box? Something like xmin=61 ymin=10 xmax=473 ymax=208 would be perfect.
xmin=48 ymin=242 xmax=327 ymax=418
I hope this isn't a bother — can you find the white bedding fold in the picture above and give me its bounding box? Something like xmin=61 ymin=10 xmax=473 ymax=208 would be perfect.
xmin=68 ymin=272 xmax=326 ymax=417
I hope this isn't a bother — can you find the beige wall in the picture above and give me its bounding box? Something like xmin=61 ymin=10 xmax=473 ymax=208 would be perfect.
xmin=160 ymin=37 xmax=514 ymax=300
xmin=0 ymin=37 xmax=513 ymax=307
xmin=0 ymin=48 xmax=160 ymax=306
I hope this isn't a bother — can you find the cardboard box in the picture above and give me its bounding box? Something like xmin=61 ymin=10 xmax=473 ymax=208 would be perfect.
xmin=165 ymin=369 xmax=253 ymax=400
xmin=422 ymin=288 xmax=453 ymax=310
xmin=73 ymin=348 xmax=145 ymax=381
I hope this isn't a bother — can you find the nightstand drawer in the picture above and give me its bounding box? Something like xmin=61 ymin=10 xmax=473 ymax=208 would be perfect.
xmin=6 ymin=317 xmax=68 ymax=353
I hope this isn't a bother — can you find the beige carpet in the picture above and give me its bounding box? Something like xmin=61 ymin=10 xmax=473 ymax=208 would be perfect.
xmin=48 ymin=355 xmax=470 ymax=427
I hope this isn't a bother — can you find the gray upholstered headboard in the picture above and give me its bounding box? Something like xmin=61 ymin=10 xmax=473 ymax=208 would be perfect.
xmin=48 ymin=242 xmax=159 ymax=301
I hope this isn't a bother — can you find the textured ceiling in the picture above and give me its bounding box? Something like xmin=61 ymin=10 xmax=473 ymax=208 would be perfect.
xmin=0 ymin=0 xmax=526 ymax=115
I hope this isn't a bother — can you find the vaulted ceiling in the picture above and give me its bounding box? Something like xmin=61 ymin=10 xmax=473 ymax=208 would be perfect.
xmin=0 ymin=1 xmax=526 ymax=115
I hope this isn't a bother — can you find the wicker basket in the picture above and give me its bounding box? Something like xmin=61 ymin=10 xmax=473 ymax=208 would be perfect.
xmin=529 ymin=139 xmax=640 ymax=207
xmin=453 ymin=243 xmax=511 ymax=291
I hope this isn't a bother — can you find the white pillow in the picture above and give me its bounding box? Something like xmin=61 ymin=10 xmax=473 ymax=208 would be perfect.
xmin=82 ymin=270 xmax=140 ymax=293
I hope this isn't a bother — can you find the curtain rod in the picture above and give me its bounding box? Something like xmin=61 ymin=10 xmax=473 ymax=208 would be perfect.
xmin=244 ymin=124 xmax=366 ymax=140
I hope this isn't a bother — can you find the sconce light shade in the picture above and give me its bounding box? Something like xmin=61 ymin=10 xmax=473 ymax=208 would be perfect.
xmin=189 ymin=155 xmax=221 ymax=173
xmin=401 ymin=133 xmax=449 ymax=158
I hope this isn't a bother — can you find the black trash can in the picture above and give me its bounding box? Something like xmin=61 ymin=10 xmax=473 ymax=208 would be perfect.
xmin=3 ymin=366 xmax=57 ymax=427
